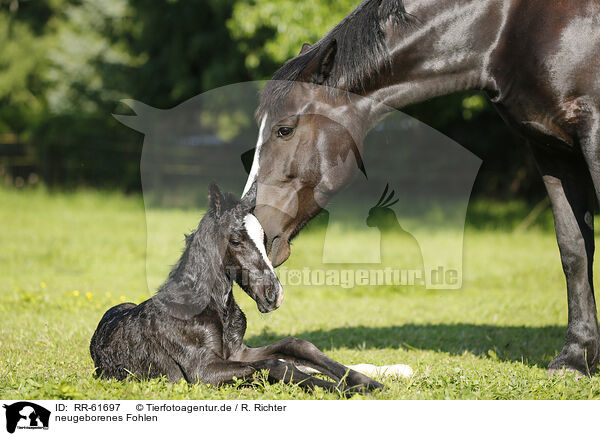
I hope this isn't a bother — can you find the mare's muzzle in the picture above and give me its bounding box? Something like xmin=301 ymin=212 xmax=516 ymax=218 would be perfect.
xmin=268 ymin=236 xmax=291 ymax=267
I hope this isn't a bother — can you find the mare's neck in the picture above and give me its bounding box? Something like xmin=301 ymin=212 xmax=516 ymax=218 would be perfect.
xmin=365 ymin=0 xmax=508 ymax=113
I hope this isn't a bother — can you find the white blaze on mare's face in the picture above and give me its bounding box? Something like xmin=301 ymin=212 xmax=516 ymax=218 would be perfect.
xmin=242 ymin=115 xmax=268 ymax=196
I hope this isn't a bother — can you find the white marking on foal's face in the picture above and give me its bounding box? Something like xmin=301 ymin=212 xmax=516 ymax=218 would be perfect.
xmin=242 ymin=115 xmax=268 ymax=196
xmin=243 ymin=213 xmax=276 ymax=275
xmin=243 ymin=213 xmax=284 ymax=305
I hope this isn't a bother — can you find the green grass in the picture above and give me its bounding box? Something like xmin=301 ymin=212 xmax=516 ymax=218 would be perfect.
xmin=1 ymin=185 xmax=600 ymax=399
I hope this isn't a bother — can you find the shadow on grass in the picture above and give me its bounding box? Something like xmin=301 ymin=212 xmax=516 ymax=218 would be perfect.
xmin=246 ymin=324 xmax=565 ymax=368
xmin=297 ymin=200 xmax=556 ymax=233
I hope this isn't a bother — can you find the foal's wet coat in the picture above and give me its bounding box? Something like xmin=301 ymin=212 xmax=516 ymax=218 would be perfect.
xmin=90 ymin=183 xmax=381 ymax=392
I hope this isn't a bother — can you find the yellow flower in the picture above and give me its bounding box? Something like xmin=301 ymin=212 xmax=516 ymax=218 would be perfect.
xmin=85 ymin=292 xmax=92 ymax=300
xmin=73 ymin=290 xmax=80 ymax=297
xmin=40 ymin=282 xmax=47 ymax=288
xmin=120 ymin=296 xmax=126 ymax=302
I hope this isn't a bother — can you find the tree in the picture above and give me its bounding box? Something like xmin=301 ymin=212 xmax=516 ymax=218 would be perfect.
xmin=228 ymin=0 xmax=359 ymax=77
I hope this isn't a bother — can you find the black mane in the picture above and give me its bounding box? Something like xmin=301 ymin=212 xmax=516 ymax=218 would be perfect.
xmin=257 ymin=0 xmax=415 ymax=120
xmin=153 ymin=190 xmax=241 ymax=317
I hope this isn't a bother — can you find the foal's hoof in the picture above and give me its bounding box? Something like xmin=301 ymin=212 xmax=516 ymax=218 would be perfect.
xmin=343 ymin=380 xmax=384 ymax=395
xmin=368 ymin=380 xmax=385 ymax=391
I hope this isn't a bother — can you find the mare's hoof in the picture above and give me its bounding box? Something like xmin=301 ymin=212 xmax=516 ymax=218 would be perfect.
xmin=547 ymin=344 xmax=598 ymax=378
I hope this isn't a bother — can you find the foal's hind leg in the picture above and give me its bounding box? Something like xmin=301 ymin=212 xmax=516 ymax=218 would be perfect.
xmin=532 ymin=144 xmax=599 ymax=375
xmin=235 ymin=337 xmax=383 ymax=391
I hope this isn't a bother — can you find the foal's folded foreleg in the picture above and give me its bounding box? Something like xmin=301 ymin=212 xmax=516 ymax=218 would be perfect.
xmin=198 ymin=358 xmax=339 ymax=392
xmin=235 ymin=337 xmax=383 ymax=391
xmin=255 ymin=359 xmax=342 ymax=392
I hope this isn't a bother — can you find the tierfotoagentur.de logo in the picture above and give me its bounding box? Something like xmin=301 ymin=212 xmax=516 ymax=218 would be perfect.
xmin=2 ymin=402 xmax=50 ymax=434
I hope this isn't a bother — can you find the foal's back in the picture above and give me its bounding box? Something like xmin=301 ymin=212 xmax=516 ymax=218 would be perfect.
xmin=90 ymin=297 xmax=241 ymax=381
xmin=90 ymin=300 xmax=191 ymax=381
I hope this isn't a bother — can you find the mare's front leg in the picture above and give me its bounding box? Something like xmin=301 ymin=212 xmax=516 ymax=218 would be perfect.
xmin=235 ymin=337 xmax=383 ymax=391
xmin=532 ymin=145 xmax=600 ymax=375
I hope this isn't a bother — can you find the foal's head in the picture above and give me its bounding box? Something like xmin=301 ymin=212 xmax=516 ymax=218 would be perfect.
xmin=206 ymin=182 xmax=283 ymax=313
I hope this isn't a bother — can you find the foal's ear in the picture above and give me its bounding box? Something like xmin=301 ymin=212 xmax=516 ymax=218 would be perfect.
xmin=302 ymin=39 xmax=337 ymax=85
xmin=208 ymin=182 xmax=224 ymax=216
xmin=299 ymin=43 xmax=312 ymax=55
xmin=240 ymin=181 xmax=257 ymax=211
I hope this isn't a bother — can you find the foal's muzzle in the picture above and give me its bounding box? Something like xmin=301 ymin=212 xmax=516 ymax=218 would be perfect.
xmin=258 ymin=280 xmax=284 ymax=313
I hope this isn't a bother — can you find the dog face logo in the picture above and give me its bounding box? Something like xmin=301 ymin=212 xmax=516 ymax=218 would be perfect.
xmin=2 ymin=402 xmax=50 ymax=433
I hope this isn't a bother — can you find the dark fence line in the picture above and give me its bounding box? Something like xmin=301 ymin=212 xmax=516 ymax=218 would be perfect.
xmin=0 ymin=134 xmax=39 ymax=188
xmin=0 ymin=134 xmax=247 ymax=195
xmin=0 ymin=130 xmax=547 ymax=205
xmin=0 ymin=134 xmax=142 ymax=190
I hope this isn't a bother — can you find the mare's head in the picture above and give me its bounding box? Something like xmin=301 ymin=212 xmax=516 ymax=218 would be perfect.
xmin=206 ymin=182 xmax=283 ymax=313
xmin=246 ymin=43 xmax=370 ymax=268
xmin=244 ymin=1 xmax=412 ymax=266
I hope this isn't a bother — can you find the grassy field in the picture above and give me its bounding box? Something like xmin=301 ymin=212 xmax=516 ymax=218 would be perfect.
xmin=1 ymin=185 xmax=600 ymax=400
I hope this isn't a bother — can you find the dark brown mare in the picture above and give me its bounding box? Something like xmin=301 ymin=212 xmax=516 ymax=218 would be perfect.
xmin=242 ymin=0 xmax=600 ymax=375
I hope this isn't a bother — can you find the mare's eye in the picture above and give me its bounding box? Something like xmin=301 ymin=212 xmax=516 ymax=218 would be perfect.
xmin=277 ymin=127 xmax=294 ymax=138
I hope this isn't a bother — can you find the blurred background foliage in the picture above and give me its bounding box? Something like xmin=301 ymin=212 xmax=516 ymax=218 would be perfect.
xmin=0 ymin=0 xmax=543 ymax=199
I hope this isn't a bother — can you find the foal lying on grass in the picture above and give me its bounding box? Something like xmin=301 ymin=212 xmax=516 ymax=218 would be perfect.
xmin=90 ymin=183 xmax=382 ymax=393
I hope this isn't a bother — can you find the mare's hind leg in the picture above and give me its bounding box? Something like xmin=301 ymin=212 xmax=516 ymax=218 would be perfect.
xmin=578 ymin=113 xmax=600 ymax=374
xmin=235 ymin=337 xmax=383 ymax=390
xmin=531 ymin=144 xmax=599 ymax=375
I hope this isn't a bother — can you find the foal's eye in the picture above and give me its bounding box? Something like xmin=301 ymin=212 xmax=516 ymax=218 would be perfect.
xmin=230 ymin=239 xmax=241 ymax=247
xmin=277 ymin=127 xmax=294 ymax=138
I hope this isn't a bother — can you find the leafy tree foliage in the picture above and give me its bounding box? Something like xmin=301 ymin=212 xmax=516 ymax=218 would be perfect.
xmin=228 ymin=0 xmax=358 ymax=76
xmin=0 ymin=0 xmax=542 ymax=198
